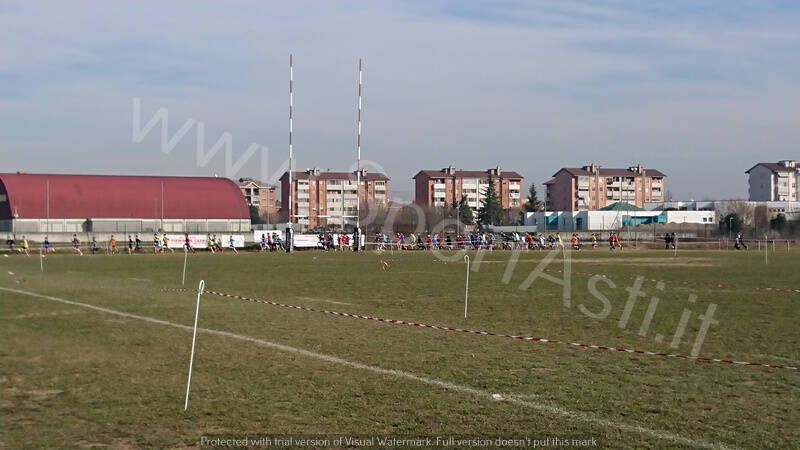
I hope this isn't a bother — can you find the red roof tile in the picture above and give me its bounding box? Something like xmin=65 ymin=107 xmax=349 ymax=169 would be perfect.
xmin=280 ymin=171 xmax=389 ymax=181
xmin=0 ymin=173 xmax=249 ymax=220
xmin=745 ymin=163 xmax=798 ymax=174
xmin=413 ymin=169 xmax=524 ymax=179
xmin=553 ymin=167 xmax=666 ymax=178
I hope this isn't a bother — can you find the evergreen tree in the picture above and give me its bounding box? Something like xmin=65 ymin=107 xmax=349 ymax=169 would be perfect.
xmin=458 ymin=195 xmax=474 ymax=224
xmin=524 ymin=183 xmax=543 ymax=212
xmin=477 ymin=174 xmax=503 ymax=227
xmin=248 ymin=205 xmax=264 ymax=224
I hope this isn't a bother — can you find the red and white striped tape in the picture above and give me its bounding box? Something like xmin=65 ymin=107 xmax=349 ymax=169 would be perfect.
xmin=162 ymin=287 xmax=799 ymax=372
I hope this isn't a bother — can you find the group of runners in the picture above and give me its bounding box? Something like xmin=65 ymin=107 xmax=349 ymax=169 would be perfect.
xmin=11 ymin=229 xmax=753 ymax=255
xmin=257 ymin=232 xmax=285 ymax=252
xmin=5 ymin=232 xmax=247 ymax=256
xmin=316 ymin=233 xmax=352 ymax=251
xmin=366 ymin=231 xmax=624 ymax=251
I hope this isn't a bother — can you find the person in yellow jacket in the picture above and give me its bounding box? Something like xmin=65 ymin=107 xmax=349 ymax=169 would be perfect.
xmin=21 ymin=236 xmax=30 ymax=256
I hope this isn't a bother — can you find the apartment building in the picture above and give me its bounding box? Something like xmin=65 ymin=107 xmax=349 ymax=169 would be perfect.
xmin=237 ymin=177 xmax=279 ymax=222
xmin=279 ymin=168 xmax=389 ymax=228
xmin=412 ymin=166 xmax=524 ymax=210
xmin=746 ymin=160 xmax=800 ymax=201
xmin=545 ymin=164 xmax=666 ymax=211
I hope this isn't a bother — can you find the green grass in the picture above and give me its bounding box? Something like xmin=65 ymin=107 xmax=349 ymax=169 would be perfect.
xmin=1 ymin=247 xmax=799 ymax=448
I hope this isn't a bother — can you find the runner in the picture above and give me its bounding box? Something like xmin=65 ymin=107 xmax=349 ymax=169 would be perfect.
xmin=260 ymin=234 xmax=267 ymax=252
xmin=154 ymin=234 xmax=161 ymax=254
xmin=163 ymin=234 xmax=174 ymax=253
xmin=43 ymin=236 xmax=52 ymax=254
xmin=184 ymin=233 xmax=196 ymax=253
xmin=91 ymin=237 xmax=99 ymax=255
xmin=71 ymin=234 xmax=83 ymax=255
xmin=571 ymin=234 xmax=580 ymax=250
xmin=6 ymin=235 xmax=14 ymax=253
xmin=20 ymin=235 xmax=30 ymax=256
xmin=228 ymin=235 xmax=239 ymax=254
xmin=207 ymin=234 xmax=216 ymax=254
xmin=134 ymin=234 xmax=141 ymax=253
xmin=127 ymin=235 xmax=133 ymax=254
xmin=735 ymin=232 xmax=747 ymax=250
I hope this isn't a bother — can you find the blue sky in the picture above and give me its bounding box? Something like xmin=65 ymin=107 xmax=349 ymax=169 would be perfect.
xmin=1 ymin=0 xmax=799 ymax=200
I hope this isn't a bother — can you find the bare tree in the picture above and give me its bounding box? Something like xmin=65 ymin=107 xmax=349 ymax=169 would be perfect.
xmin=716 ymin=201 xmax=755 ymax=226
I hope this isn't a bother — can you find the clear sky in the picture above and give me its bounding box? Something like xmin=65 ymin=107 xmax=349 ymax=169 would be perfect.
xmin=2 ymin=1 xmax=799 ymax=201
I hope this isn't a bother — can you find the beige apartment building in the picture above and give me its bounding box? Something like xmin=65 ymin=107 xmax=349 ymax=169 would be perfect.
xmin=746 ymin=160 xmax=799 ymax=201
xmin=279 ymin=168 xmax=389 ymax=229
xmin=237 ymin=177 xmax=279 ymax=222
xmin=412 ymin=166 xmax=523 ymax=211
xmin=545 ymin=164 xmax=666 ymax=211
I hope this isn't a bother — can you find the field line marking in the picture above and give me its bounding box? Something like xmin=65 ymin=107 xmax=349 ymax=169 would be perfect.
xmin=0 ymin=285 xmax=733 ymax=450
xmin=296 ymin=296 xmax=355 ymax=306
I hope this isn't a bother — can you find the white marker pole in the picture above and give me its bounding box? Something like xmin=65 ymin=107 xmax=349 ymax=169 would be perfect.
xmin=184 ymin=279 xmax=205 ymax=411
xmin=673 ymin=235 xmax=678 ymax=257
xmin=464 ymin=255 xmax=470 ymax=318
xmin=39 ymin=248 xmax=43 ymax=272
xmin=764 ymin=235 xmax=768 ymax=265
xmin=181 ymin=247 xmax=188 ymax=286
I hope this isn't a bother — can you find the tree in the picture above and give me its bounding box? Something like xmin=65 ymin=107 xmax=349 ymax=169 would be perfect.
xmin=524 ymin=183 xmax=543 ymax=212
xmin=719 ymin=213 xmax=743 ymax=236
xmin=770 ymin=213 xmax=787 ymax=233
xmin=249 ymin=205 xmax=264 ymax=224
xmin=458 ymin=195 xmax=474 ymax=224
xmin=754 ymin=205 xmax=770 ymax=232
xmin=477 ymin=174 xmax=503 ymax=228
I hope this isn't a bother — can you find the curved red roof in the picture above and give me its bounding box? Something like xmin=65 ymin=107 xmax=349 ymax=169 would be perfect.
xmin=0 ymin=173 xmax=249 ymax=220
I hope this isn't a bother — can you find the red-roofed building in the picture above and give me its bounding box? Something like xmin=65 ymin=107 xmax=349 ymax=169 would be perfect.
xmin=279 ymin=168 xmax=389 ymax=229
xmin=746 ymin=160 xmax=799 ymax=201
xmin=545 ymin=164 xmax=666 ymax=211
xmin=0 ymin=173 xmax=250 ymax=234
xmin=412 ymin=166 xmax=523 ymax=211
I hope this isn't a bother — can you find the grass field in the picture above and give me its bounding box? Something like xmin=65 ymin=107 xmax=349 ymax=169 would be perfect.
xmin=1 ymin=247 xmax=799 ymax=449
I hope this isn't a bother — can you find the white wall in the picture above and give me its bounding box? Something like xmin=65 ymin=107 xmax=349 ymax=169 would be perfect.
xmin=747 ymin=165 xmax=775 ymax=201
xmin=524 ymin=210 xmax=715 ymax=231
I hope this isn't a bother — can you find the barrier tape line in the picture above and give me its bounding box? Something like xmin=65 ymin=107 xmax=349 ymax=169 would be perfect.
xmin=161 ymin=287 xmax=799 ymax=372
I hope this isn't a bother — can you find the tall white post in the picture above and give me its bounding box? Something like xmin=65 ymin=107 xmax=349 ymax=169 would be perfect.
xmin=356 ymin=58 xmax=363 ymax=248
xmin=288 ymin=54 xmax=294 ymax=251
xmin=46 ymin=179 xmax=50 ymax=234
xmin=182 ymin=247 xmax=188 ymax=285
xmin=184 ymin=280 xmax=205 ymax=411
xmin=464 ymin=255 xmax=470 ymax=318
